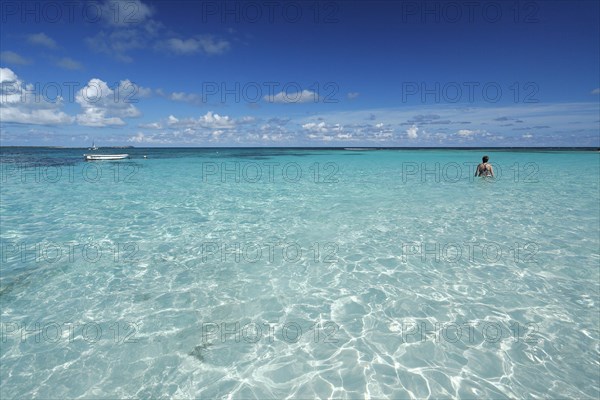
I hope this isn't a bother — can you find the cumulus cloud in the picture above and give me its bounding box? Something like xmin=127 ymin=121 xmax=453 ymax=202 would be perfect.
xmin=114 ymin=102 xmax=600 ymax=146
xmin=0 ymin=51 xmax=31 ymax=65
xmin=347 ymin=92 xmax=359 ymax=99
xmin=174 ymin=111 xmax=234 ymax=129
xmin=264 ymin=90 xmax=318 ymax=104
xmin=0 ymin=68 xmax=18 ymax=84
xmin=406 ymin=125 xmax=418 ymax=139
xmin=300 ymin=119 xmax=399 ymax=143
xmin=75 ymin=79 xmax=142 ymax=127
xmin=0 ymin=67 xmax=73 ymax=125
xmin=132 ymin=111 xmax=267 ymax=144
xmin=144 ymin=112 xmax=236 ymax=130
xmin=301 ymin=121 xmax=364 ymax=141
xmin=27 ymin=33 xmax=57 ymax=48
xmin=457 ymin=129 xmax=477 ymax=136
xmin=128 ymin=132 xmax=146 ymax=143
xmin=302 ymin=121 xmax=329 ymax=133
xmin=456 ymin=129 xmax=491 ymax=139
xmin=592 ymin=88 xmax=600 ymax=95
xmin=201 ymin=111 xmax=234 ymax=128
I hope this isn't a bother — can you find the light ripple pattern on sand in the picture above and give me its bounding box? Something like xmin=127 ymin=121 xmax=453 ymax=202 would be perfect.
xmin=0 ymin=148 xmax=598 ymax=399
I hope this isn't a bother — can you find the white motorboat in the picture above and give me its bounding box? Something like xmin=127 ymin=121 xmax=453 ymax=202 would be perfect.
xmin=84 ymin=154 xmax=129 ymax=161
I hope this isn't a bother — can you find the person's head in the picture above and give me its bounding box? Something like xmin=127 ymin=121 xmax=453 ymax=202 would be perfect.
xmin=482 ymin=155 xmax=489 ymax=163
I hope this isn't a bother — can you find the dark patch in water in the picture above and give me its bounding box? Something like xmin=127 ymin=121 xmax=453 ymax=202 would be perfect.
xmin=134 ymin=292 xmax=153 ymax=302
xmin=228 ymin=155 xmax=272 ymax=160
xmin=0 ymin=156 xmax=80 ymax=168
xmin=188 ymin=342 xmax=212 ymax=361
xmin=0 ymin=270 xmax=34 ymax=298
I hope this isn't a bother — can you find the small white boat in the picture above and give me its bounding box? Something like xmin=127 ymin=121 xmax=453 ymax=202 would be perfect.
xmin=84 ymin=154 xmax=129 ymax=161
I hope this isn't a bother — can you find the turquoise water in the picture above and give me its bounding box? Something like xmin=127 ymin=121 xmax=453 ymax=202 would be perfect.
xmin=1 ymin=147 xmax=598 ymax=399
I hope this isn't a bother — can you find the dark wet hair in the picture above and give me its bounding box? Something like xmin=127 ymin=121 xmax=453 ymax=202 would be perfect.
xmin=482 ymin=155 xmax=489 ymax=163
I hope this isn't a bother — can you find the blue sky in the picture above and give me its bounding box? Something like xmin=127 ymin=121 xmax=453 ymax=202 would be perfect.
xmin=1 ymin=0 xmax=599 ymax=147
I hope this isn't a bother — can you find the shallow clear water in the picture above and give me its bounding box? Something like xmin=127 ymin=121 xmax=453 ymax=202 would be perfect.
xmin=1 ymin=147 xmax=598 ymax=399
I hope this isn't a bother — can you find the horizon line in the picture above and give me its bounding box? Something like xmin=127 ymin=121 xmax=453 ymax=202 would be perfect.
xmin=1 ymin=146 xmax=599 ymax=151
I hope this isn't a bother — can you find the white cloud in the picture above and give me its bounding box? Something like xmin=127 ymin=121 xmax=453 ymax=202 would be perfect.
xmin=75 ymin=79 xmax=141 ymax=127
xmin=85 ymin=1 xmax=160 ymax=63
xmin=347 ymin=92 xmax=360 ymax=100
xmin=0 ymin=68 xmax=18 ymax=84
xmin=591 ymin=88 xmax=600 ymax=95
xmin=162 ymin=36 xmax=230 ymax=55
xmin=301 ymin=119 xmax=400 ymax=143
xmin=0 ymin=51 xmax=31 ymax=65
xmin=336 ymin=133 xmax=353 ymax=139
xmin=135 ymin=85 xmax=152 ymax=98
xmin=139 ymin=122 xmax=162 ymax=129
xmin=133 ymin=111 xmax=262 ymax=144
xmin=128 ymin=132 xmax=146 ymax=143
xmin=151 ymin=111 xmax=236 ymax=130
xmin=56 ymin=57 xmax=82 ymax=70
xmin=240 ymin=116 xmax=256 ymax=123
xmin=0 ymin=68 xmax=73 ymax=125
xmin=0 ymin=108 xmax=73 ymax=126
xmin=86 ymin=1 xmax=229 ymax=62
xmin=164 ymin=111 xmax=234 ymax=129
xmin=302 ymin=122 xmax=329 ymax=133
xmin=125 ymin=102 xmax=600 ymax=146
xmin=301 ymin=121 xmax=350 ymax=141
xmin=201 ymin=111 xmax=233 ymax=128
xmin=163 ymin=38 xmax=199 ymax=54
xmin=406 ymin=125 xmax=418 ymax=139
xmin=194 ymin=37 xmax=230 ymax=55
xmin=101 ymin=0 xmax=155 ymax=26
xmin=27 ymin=33 xmax=57 ymax=48
xmin=170 ymin=91 xmax=200 ymax=103
xmin=455 ymin=129 xmax=493 ymax=140
xmin=457 ymin=129 xmax=476 ymax=137
xmin=86 ymin=30 xmax=148 ymax=63
xmin=265 ymin=90 xmax=318 ymax=104
xmin=456 ymin=129 xmax=494 ymax=138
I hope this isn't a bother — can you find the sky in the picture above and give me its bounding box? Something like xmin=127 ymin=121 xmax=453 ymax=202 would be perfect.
xmin=0 ymin=0 xmax=599 ymax=147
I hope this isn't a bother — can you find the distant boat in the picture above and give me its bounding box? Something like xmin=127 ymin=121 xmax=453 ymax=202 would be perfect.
xmin=84 ymin=154 xmax=129 ymax=161
xmin=88 ymin=141 xmax=98 ymax=151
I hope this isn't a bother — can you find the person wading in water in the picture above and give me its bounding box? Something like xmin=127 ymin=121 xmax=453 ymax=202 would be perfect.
xmin=475 ymin=155 xmax=494 ymax=177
